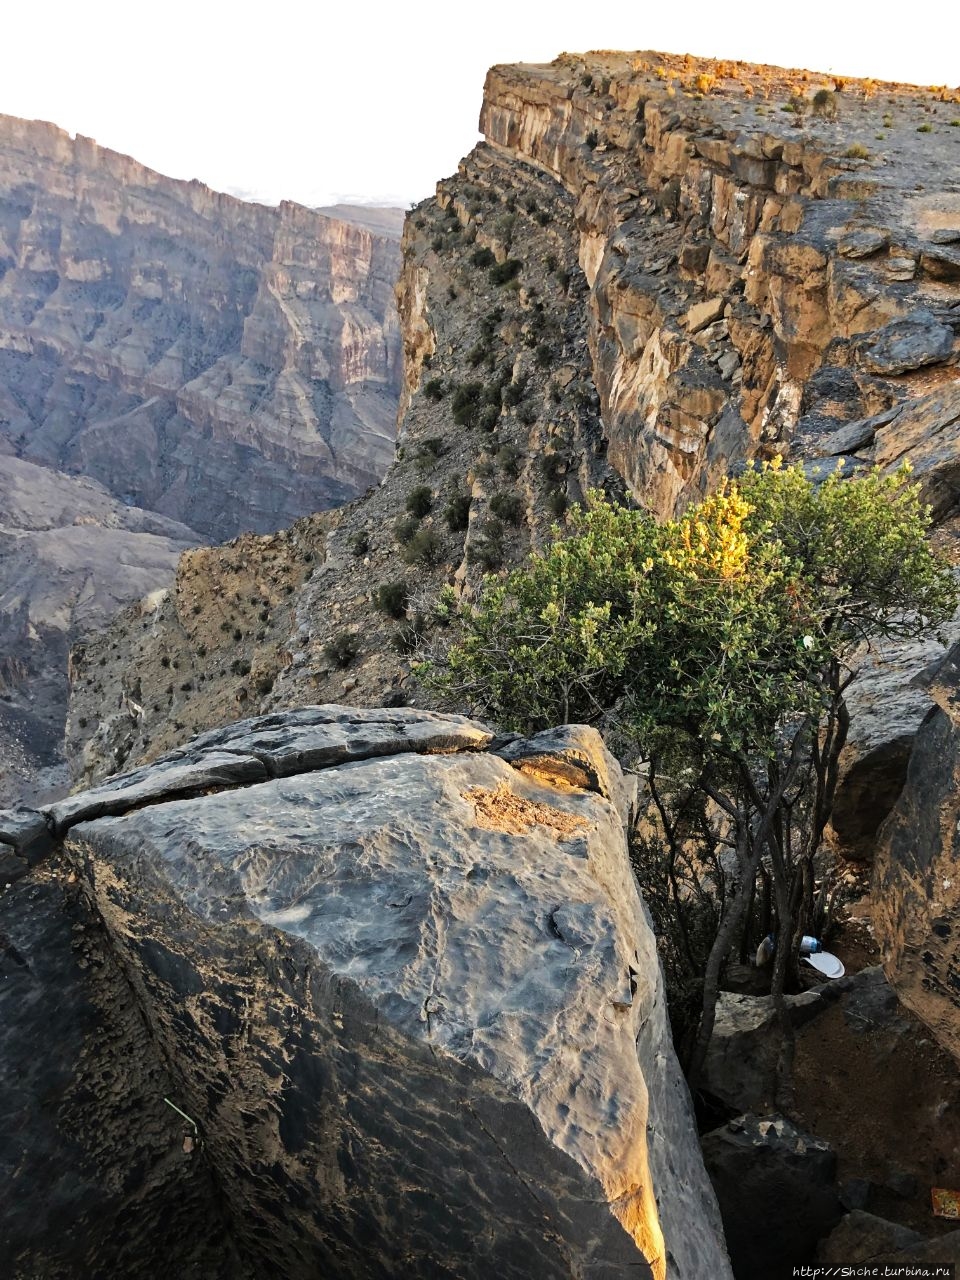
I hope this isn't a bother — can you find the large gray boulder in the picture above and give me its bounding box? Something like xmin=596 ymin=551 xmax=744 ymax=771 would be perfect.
xmin=33 ymin=707 xmax=732 ymax=1280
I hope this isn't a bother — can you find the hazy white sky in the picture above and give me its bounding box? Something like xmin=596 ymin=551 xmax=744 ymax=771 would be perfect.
xmin=4 ymin=1 xmax=957 ymax=210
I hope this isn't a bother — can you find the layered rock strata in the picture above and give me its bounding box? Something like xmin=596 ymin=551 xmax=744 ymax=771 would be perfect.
xmin=0 ymin=115 xmax=403 ymax=804
xmin=65 ymin=52 xmax=960 ymax=789
xmin=0 ymin=113 xmax=404 ymax=541
xmin=1 ymin=708 xmax=731 ymax=1280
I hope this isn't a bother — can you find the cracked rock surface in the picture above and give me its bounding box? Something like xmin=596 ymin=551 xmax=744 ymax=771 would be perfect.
xmin=4 ymin=707 xmax=729 ymax=1278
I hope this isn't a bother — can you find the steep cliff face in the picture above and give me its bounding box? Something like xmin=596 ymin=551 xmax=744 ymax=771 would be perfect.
xmin=67 ymin=52 xmax=960 ymax=790
xmin=873 ymin=642 xmax=960 ymax=1065
xmin=2 ymin=710 xmax=731 ymax=1280
xmin=0 ymin=115 xmax=404 ymax=804
xmin=0 ymin=114 xmax=403 ymax=539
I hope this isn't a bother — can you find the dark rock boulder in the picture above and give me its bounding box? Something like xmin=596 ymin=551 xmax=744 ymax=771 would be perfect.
xmin=873 ymin=641 xmax=960 ymax=1065
xmin=6 ymin=707 xmax=729 ymax=1279
xmin=702 ymin=1114 xmax=842 ymax=1280
xmin=858 ymin=311 xmax=955 ymax=376
xmin=0 ymin=865 xmax=242 ymax=1278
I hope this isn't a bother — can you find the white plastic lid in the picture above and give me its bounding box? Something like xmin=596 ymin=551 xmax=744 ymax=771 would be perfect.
xmin=804 ymin=951 xmax=845 ymax=979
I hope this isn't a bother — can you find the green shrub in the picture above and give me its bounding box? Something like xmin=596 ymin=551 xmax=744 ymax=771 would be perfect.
xmin=468 ymin=518 xmax=507 ymax=571
xmin=416 ymin=438 xmax=446 ymax=467
xmin=845 ymin=142 xmax=871 ymax=158
xmin=490 ymin=258 xmax=522 ymax=286
xmin=451 ymin=381 xmax=484 ymax=426
xmin=445 ymin=491 xmax=472 ymax=531
xmin=402 ymin=527 xmax=445 ymax=566
xmin=350 ymin=530 xmax=369 ymax=558
xmin=547 ymin=487 xmax=568 ymax=518
xmin=374 ymin=580 xmax=410 ymax=619
xmin=538 ymin=451 xmax=569 ymax=483
xmin=478 ymin=404 xmax=500 ymax=431
xmin=517 ymin=402 xmax=537 ymax=426
xmin=406 ymin=485 xmax=434 ymax=518
xmin=471 ymin=247 xmax=495 ymax=268
xmin=423 ymin=378 xmax=445 ymax=401
xmin=917 ymin=123 xmax=933 ymax=133
xmin=497 ymin=443 xmax=522 ymax=478
xmin=585 ymin=130 xmax=599 ymax=149
xmin=324 ymin=631 xmax=360 ymax=668
xmin=502 ymin=378 xmax=526 ymax=408
xmin=812 ymin=89 xmax=837 ymax=118
xmin=489 ymin=491 xmax=524 ymax=526
xmin=479 ymin=307 xmax=504 ymax=338
xmin=394 ymin=513 xmax=421 ymax=545
xmin=535 ymin=342 xmax=554 ymax=369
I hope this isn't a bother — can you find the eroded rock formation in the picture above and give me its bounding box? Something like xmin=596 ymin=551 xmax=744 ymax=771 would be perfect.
xmin=1 ymin=708 xmax=730 ymax=1280
xmin=0 ymin=115 xmax=403 ymax=805
xmin=65 ymin=51 xmax=960 ymax=791
xmin=0 ymin=113 xmax=403 ymax=539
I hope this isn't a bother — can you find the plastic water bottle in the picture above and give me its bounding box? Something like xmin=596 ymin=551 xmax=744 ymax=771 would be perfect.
xmin=799 ymin=935 xmax=822 ymax=955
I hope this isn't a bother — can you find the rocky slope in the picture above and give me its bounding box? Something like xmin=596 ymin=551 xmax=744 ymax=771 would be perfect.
xmin=67 ymin=51 xmax=960 ymax=795
xmin=0 ymin=454 xmax=199 ymax=803
xmin=0 ymin=116 xmax=404 ymax=805
xmin=1 ymin=709 xmax=731 ymax=1280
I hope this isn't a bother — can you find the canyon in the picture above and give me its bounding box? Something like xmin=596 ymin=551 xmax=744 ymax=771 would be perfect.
xmin=3 ymin=46 xmax=960 ymax=1280
xmin=0 ymin=114 xmax=403 ymax=803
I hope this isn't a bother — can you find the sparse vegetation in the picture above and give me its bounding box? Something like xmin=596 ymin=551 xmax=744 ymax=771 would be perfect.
xmin=451 ymin=381 xmax=485 ymax=427
xmin=490 ymin=258 xmax=522 ymax=286
xmin=423 ymin=378 xmax=445 ymax=401
xmin=444 ymin=491 xmax=472 ymax=532
xmin=350 ymin=530 xmax=370 ymax=558
xmin=467 ymin=517 xmax=507 ymax=571
xmin=402 ymin=527 xmax=445 ymax=567
xmin=406 ymin=485 xmax=434 ymax=518
xmin=324 ymin=631 xmax=360 ymax=668
xmin=374 ymin=580 xmax=410 ymax=619
xmin=489 ymin=491 xmax=524 ymax=526
xmin=812 ymin=88 xmax=837 ymax=119
xmin=845 ymin=142 xmax=871 ymax=159
xmin=393 ymin=614 xmax=428 ymax=655
xmin=394 ymin=513 xmax=421 ymax=545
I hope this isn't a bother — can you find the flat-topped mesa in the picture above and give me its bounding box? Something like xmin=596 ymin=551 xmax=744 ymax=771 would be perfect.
xmin=1 ymin=708 xmax=731 ymax=1280
xmin=473 ymin=53 xmax=960 ymax=517
xmin=0 ymin=112 xmax=404 ymax=542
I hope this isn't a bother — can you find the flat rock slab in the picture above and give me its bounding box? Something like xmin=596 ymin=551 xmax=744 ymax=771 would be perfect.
xmin=0 ymin=807 xmax=52 ymax=855
xmin=859 ymin=313 xmax=955 ymax=376
xmin=837 ymin=228 xmax=889 ymax=260
xmin=178 ymin=703 xmax=494 ymax=776
xmin=44 ymin=751 xmax=269 ymax=834
xmin=69 ymin=741 xmax=730 ymax=1280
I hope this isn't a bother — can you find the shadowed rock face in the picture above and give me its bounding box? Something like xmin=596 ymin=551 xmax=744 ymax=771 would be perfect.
xmin=873 ymin=642 xmax=960 ymax=1066
xmin=1 ymin=708 xmax=731 ymax=1280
